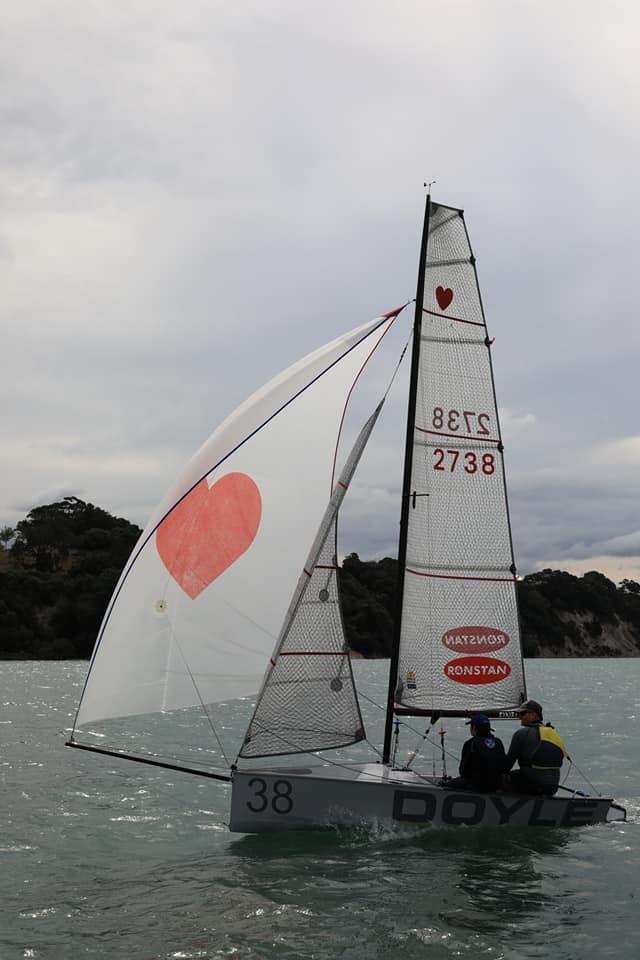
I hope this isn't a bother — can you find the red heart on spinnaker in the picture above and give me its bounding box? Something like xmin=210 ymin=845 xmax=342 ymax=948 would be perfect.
xmin=156 ymin=472 xmax=262 ymax=599
xmin=436 ymin=286 xmax=453 ymax=310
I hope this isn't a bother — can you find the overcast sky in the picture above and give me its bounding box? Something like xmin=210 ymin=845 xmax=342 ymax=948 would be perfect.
xmin=3 ymin=0 xmax=639 ymax=582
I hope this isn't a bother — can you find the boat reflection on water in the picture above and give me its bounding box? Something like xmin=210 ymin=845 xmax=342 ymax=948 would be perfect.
xmin=226 ymin=822 xmax=574 ymax=943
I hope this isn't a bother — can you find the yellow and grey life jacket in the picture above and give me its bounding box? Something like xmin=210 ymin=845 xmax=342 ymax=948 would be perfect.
xmin=531 ymin=723 xmax=566 ymax=770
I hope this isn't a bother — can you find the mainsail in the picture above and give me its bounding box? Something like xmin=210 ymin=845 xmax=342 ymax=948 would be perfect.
xmin=394 ymin=201 xmax=526 ymax=716
xmin=70 ymin=314 xmax=396 ymax=756
xmin=240 ymin=403 xmax=383 ymax=758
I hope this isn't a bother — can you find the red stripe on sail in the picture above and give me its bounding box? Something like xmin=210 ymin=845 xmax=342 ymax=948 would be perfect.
xmin=423 ymin=308 xmax=484 ymax=327
xmin=416 ymin=426 xmax=501 ymax=444
xmin=406 ymin=568 xmax=515 ymax=583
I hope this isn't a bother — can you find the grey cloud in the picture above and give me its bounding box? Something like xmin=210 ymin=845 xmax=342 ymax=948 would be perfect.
xmin=595 ymin=530 xmax=640 ymax=559
xmin=12 ymin=484 xmax=84 ymax=515
xmin=2 ymin=1 xmax=639 ymax=580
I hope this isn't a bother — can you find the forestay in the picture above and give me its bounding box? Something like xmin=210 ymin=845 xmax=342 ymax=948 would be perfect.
xmin=240 ymin=403 xmax=383 ymax=758
xmin=396 ymin=202 xmax=526 ymax=714
xmin=71 ymin=315 xmax=395 ymax=740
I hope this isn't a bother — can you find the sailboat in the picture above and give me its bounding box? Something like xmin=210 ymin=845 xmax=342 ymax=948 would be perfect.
xmin=67 ymin=196 xmax=624 ymax=831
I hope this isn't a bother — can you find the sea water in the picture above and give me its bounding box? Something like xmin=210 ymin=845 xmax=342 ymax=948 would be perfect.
xmin=1 ymin=659 xmax=638 ymax=960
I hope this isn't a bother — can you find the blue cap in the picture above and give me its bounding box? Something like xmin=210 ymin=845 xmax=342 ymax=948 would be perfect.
xmin=465 ymin=713 xmax=491 ymax=730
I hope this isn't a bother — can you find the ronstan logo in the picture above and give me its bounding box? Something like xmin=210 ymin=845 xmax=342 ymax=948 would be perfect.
xmin=444 ymin=656 xmax=511 ymax=685
xmin=441 ymin=625 xmax=510 ymax=654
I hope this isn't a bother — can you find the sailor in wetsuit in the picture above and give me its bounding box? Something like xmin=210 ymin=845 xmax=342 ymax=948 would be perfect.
xmin=505 ymin=699 xmax=567 ymax=796
xmin=441 ymin=713 xmax=506 ymax=793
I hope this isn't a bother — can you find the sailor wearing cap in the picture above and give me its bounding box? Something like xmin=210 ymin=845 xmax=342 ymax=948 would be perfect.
xmin=440 ymin=713 xmax=506 ymax=793
xmin=504 ymin=699 xmax=567 ymax=796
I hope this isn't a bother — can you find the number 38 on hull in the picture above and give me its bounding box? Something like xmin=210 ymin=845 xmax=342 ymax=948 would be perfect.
xmin=229 ymin=764 xmax=619 ymax=834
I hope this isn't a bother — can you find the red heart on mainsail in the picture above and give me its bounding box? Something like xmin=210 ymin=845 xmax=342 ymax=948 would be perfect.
xmin=156 ymin=472 xmax=262 ymax=599
xmin=436 ymin=286 xmax=453 ymax=310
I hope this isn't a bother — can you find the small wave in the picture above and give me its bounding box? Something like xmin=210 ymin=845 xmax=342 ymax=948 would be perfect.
xmin=168 ymin=952 xmax=209 ymax=959
xmin=109 ymin=815 xmax=161 ymax=823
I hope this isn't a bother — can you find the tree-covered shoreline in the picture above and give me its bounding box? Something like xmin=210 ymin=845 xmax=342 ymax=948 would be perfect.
xmin=2 ymin=498 xmax=640 ymax=659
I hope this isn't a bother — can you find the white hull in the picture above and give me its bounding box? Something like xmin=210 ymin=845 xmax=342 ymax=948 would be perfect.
xmin=229 ymin=762 xmax=615 ymax=833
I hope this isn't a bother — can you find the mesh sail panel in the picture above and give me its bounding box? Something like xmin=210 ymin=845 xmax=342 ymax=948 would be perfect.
xmin=396 ymin=203 xmax=526 ymax=714
xmin=240 ymin=406 xmax=382 ymax=758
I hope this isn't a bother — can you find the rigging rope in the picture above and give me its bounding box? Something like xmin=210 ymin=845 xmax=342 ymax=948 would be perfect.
xmin=358 ymin=690 xmax=461 ymax=765
xmin=382 ymin=336 xmax=411 ymax=399
xmin=358 ymin=692 xmax=605 ymax=795
xmin=165 ymin=610 xmax=231 ymax=766
xmin=234 ymin=716 xmax=433 ymax=786
xmin=235 ymin=710 xmax=610 ymax=804
xmin=561 ymin=757 xmax=602 ymax=796
xmin=403 ymin=719 xmax=437 ymax=770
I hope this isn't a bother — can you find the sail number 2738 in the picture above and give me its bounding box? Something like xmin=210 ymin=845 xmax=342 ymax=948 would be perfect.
xmin=432 ymin=407 xmax=491 ymax=435
xmin=433 ymin=450 xmax=495 ymax=474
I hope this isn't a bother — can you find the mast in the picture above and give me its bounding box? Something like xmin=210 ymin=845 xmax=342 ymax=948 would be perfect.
xmin=382 ymin=191 xmax=432 ymax=764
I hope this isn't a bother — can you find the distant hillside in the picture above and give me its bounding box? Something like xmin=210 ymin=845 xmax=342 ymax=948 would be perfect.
xmin=340 ymin=554 xmax=640 ymax=658
xmin=516 ymin=567 xmax=640 ymax=657
xmin=2 ymin=499 xmax=640 ymax=658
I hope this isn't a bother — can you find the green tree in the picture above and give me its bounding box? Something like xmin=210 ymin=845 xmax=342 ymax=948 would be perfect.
xmin=1 ymin=498 xmax=140 ymax=658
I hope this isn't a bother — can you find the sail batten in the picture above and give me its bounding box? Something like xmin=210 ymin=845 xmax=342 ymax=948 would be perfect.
xmin=415 ymin=434 xmax=502 ymax=446
xmin=422 ymin=308 xmax=485 ymax=327
xmin=427 ymin=257 xmax=473 ymax=268
xmin=406 ymin=563 xmax=516 ymax=575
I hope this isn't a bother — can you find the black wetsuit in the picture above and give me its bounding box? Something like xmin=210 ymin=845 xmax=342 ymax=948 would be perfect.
xmin=443 ymin=734 xmax=506 ymax=792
